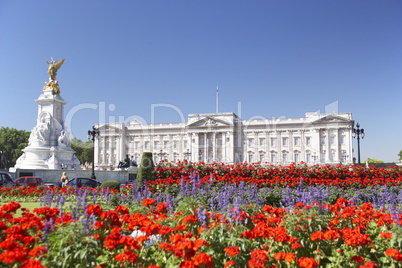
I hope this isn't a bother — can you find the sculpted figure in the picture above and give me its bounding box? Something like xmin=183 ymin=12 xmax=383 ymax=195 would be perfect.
xmin=46 ymin=58 xmax=65 ymax=81
xmin=117 ymin=154 xmax=131 ymax=169
xmin=29 ymin=121 xmax=50 ymax=145
xmin=58 ymin=128 xmax=71 ymax=147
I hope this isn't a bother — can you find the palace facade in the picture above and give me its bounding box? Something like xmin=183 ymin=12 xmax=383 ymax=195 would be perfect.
xmin=94 ymin=112 xmax=354 ymax=169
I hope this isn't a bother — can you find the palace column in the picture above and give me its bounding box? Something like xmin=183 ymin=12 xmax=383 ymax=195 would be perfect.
xmin=254 ymin=132 xmax=259 ymax=160
xmin=222 ymin=132 xmax=227 ymax=162
xmin=334 ymin=128 xmax=339 ymax=162
xmin=212 ymin=132 xmax=216 ymax=162
xmin=312 ymin=128 xmax=320 ymax=164
xmin=325 ymin=129 xmax=330 ymax=163
xmin=204 ymin=132 xmax=207 ymax=162
xmin=226 ymin=131 xmax=233 ymax=163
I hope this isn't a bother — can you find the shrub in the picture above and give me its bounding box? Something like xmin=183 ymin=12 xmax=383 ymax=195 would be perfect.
xmin=100 ymin=180 xmax=121 ymax=191
xmin=137 ymin=152 xmax=155 ymax=187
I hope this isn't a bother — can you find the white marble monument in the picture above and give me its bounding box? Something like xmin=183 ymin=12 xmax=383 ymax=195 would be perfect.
xmin=13 ymin=58 xmax=80 ymax=170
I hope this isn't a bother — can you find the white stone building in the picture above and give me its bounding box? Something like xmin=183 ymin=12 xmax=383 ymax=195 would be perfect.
xmin=94 ymin=112 xmax=354 ymax=169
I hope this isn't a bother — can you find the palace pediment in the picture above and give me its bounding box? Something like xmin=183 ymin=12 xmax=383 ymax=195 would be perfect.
xmin=97 ymin=123 xmax=125 ymax=132
xmin=311 ymin=115 xmax=351 ymax=124
xmin=187 ymin=116 xmax=231 ymax=127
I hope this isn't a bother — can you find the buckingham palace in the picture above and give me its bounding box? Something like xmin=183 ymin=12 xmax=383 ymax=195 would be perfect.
xmin=94 ymin=111 xmax=354 ymax=169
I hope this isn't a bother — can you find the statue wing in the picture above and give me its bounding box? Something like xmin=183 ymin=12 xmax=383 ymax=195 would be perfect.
xmin=55 ymin=58 xmax=65 ymax=70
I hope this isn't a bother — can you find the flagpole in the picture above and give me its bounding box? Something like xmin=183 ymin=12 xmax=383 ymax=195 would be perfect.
xmin=216 ymin=86 xmax=219 ymax=114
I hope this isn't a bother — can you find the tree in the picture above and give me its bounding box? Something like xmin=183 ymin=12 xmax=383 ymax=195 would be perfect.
xmin=136 ymin=152 xmax=155 ymax=187
xmin=399 ymin=150 xmax=402 ymax=161
xmin=363 ymin=158 xmax=384 ymax=164
xmin=70 ymin=138 xmax=93 ymax=165
xmin=0 ymin=127 xmax=30 ymax=167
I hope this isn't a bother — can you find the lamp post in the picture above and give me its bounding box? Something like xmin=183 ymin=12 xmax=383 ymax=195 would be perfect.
xmin=87 ymin=126 xmax=99 ymax=179
xmin=157 ymin=149 xmax=164 ymax=163
xmin=312 ymin=152 xmax=318 ymax=162
xmin=184 ymin=149 xmax=191 ymax=161
xmin=352 ymin=123 xmax=365 ymax=165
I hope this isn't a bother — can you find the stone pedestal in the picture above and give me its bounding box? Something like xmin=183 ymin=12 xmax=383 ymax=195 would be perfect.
xmin=13 ymin=88 xmax=80 ymax=170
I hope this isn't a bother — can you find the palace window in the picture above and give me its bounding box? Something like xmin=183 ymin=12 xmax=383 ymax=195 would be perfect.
xmin=260 ymin=154 xmax=265 ymax=163
xmin=259 ymin=138 xmax=265 ymax=146
xmin=154 ymin=141 xmax=159 ymax=149
xmin=321 ymin=152 xmax=326 ymax=162
xmin=218 ymin=139 xmax=223 ymax=147
xmin=271 ymin=153 xmax=276 ymax=163
xmin=173 ymin=155 xmax=177 ymax=163
xmin=145 ymin=141 xmax=149 ymax=149
xmin=183 ymin=141 xmax=187 ymax=149
xmin=340 ymin=136 xmax=345 ymax=144
xmin=306 ymin=152 xmax=311 ymax=162
xmin=330 ymin=136 xmax=335 ymax=145
xmin=271 ymin=138 xmax=276 ymax=147
xmin=248 ymin=154 xmax=253 ymax=163
xmin=282 ymin=138 xmax=288 ymax=146
xmin=164 ymin=141 xmax=168 ymax=149
xmin=283 ymin=153 xmax=288 ymax=162
xmin=321 ymin=137 xmax=325 ymax=145
xmin=249 ymin=139 xmax=253 ymax=147
xmin=294 ymin=153 xmax=300 ymax=163
xmin=294 ymin=137 xmax=300 ymax=146
xmin=135 ymin=142 xmax=139 ymax=149
xmin=306 ymin=137 xmax=311 ymax=146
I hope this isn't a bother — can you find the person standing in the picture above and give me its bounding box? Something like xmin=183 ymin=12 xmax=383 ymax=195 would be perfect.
xmin=60 ymin=172 xmax=68 ymax=187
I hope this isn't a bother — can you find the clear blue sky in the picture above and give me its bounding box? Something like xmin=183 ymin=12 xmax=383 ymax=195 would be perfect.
xmin=0 ymin=0 xmax=401 ymax=162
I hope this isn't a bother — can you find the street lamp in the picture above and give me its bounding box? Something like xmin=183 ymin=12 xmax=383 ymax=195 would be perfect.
xmin=352 ymin=123 xmax=365 ymax=165
xmin=184 ymin=149 xmax=191 ymax=161
xmin=87 ymin=126 xmax=99 ymax=179
xmin=157 ymin=149 xmax=164 ymax=162
xmin=312 ymin=152 xmax=318 ymax=162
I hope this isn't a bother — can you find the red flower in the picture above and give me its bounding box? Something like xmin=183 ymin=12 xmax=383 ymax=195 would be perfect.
xmin=380 ymin=232 xmax=392 ymax=239
xmin=297 ymin=257 xmax=319 ymax=268
xmin=359 ymin=261 xmax=378 ymax=268
xmin=28 ymin=246 xmax=47 ymax=257
xmin=385 ymin=248 xmax=400 ymax=258
xmin=86 ymin=204 xmax=102 ymax=217
xmin=284 ymin=253 xmax=296 ymax=263
xmin=21 ymin=259 xmax=46 ymax=268
xmin=225 ymin=260 xmax=235 ymax=267
xmin=115 ymin=251 xmax=137 ymax=263
xmin=193 ymin=252 xmax=213 ymax=267
xmin=351 ymin=256 xmax=365 ymax=263
xmin=182 ymin=215 xmax=198 ymax=225
xmin=224 ymin=246 xmax=240 ymax=257
xmin=142 ymin=198 xmax=156 ymax=208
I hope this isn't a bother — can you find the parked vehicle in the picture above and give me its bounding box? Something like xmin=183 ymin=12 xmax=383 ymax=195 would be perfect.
xmin=67 ymin=177 xmax=101 ymax=188
xmin=15 ymin=176 xmax=43 ymax=187
xmin=0 ymin=171 xmax=14 ymax=186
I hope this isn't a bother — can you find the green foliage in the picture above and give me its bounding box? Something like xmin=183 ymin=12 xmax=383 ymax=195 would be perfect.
xmin=43 ymin=220 xmax=102 ymax=267
xmin=100 ymin=180 xmax=121 ymax=191
xmin=0 ymin=127 xmax=30 ymax=167
xmin=363 ymin=158 xmax=384 ymax=164
xmin=399 ymin=150 xmax=402 ymax=161
xmin=137 ymin=152 xmax=155 ymax=186
xmin=71 ymin=138 xmax=93 ymax=165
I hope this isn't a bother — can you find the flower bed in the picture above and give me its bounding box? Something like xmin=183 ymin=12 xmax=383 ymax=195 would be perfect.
xmin=0 ymin=195 xmax=401 ymax=267
xmin=0 ymin=163 xmax=401 ymax=267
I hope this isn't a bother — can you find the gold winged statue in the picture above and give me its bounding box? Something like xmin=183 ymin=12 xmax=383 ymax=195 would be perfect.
xmin=46 ymin=57 xmax=65 ymax=81
xmin=44 ymin=57 xmax=65 ymax=95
